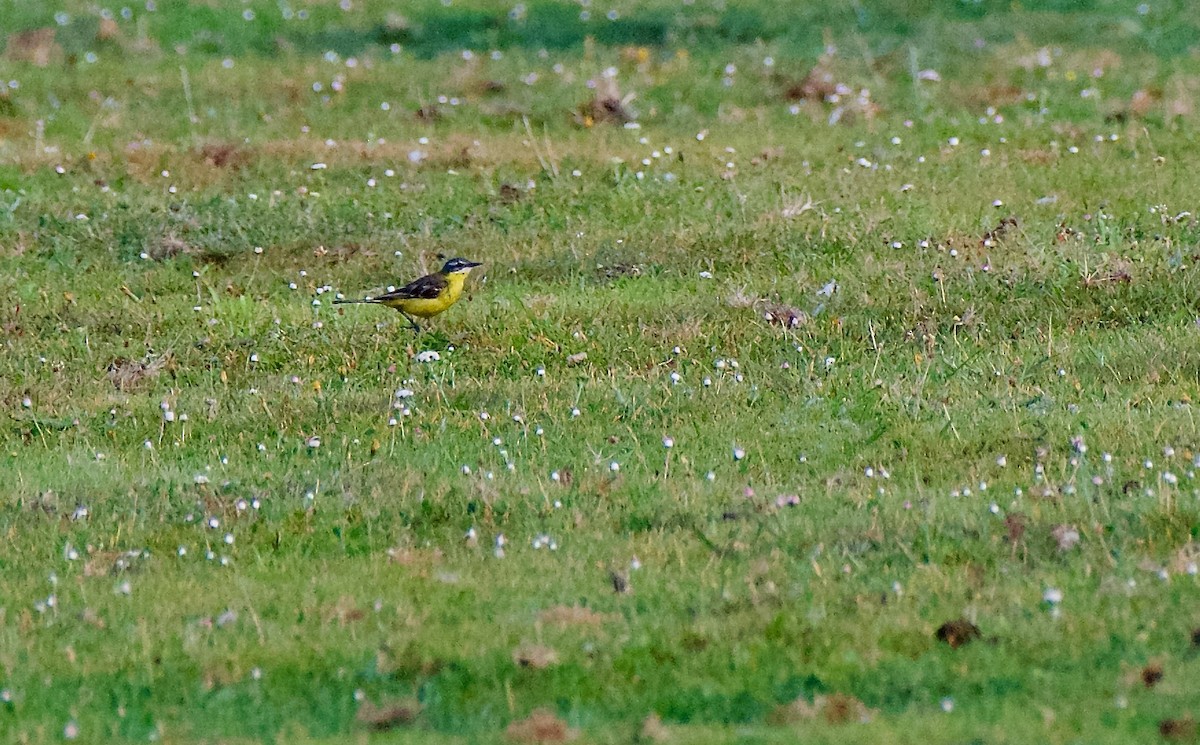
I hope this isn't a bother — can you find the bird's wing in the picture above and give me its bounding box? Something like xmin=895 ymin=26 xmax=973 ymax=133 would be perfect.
xmin=373 ymin=273 xmax=447 ymax=302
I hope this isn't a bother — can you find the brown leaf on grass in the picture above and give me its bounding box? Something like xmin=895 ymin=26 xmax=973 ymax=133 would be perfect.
xmin=5 ymin=28 xmax=62 ymax=67
xmin=935 ymin=619 xmax=981 ymax=649
xmin=638 ymin=713 xmax=672 ymax=742
xmin=769 ymin=693 xmax=876 ymax=725
xmin=513 ymin=643 xmax=559 ymax=669
xmin=356 ymin=698 xmax=420 ymax=730
xmin=199 ymin=142 xmax=250 ymax=169
xmin=1131 ymin=88 xmax=1161 ymax=118
xmin=325 ymin=595 xmax=365 ymax=626
xmin=1160 ymin=717 xmax=1197 ymax=741
xmin=566 ymin=352 xmax=588 ymax=366
xmin=97 ymin=18 xmax=121 ymax=42
xmin=538 ymin=605 xmax=611 ymax=628
xmin=498 ymin=182 xmax=525 ymax=204
xmin=106 ymin=353 xmax=171 ymax=392
xmin=80 ymin=608 xmax=106 ymax=629
xmin=506 ymin=709 xmax=577 ymax=743
xmin=1004 ymin=512 xmax=1027 ymax=543
xmin=1143 ymin=663 xmax=1165 ymax=689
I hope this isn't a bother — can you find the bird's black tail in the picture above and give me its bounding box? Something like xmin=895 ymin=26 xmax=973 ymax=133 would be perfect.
xmin=332 ymin=298 xmax=381 ymax=305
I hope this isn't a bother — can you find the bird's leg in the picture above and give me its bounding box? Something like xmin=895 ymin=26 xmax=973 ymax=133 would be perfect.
xmin=400 ymin=312 xmax=421 ymax=333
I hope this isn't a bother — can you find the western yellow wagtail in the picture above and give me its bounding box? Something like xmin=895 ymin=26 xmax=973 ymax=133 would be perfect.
xmin=333 ymin=257 xmax=482 ymax=331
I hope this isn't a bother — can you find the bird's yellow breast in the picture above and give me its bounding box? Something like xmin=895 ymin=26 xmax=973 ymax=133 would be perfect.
xmin=386 ymin=270 xmax=469 ymax=318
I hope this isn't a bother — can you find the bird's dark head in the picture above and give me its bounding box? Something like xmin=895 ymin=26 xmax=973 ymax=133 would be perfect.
xmin=441 ymin=257 xmax=483 ymax=275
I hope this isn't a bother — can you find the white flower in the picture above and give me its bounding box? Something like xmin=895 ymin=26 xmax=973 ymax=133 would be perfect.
xmin=1043 ymin=587 xmax=1063 ymax=604
xmin=306 ymin=436 xmax=321 ymax=448
xmin=662 ymin=437 xmax=674 ymax=448
xmin=395 ymin=388 xmax=414 ymax=399
xmin=193 ymin=474 xmax=209 ymax=485
xmin=415 ymin=350 xmax=440 ymax=363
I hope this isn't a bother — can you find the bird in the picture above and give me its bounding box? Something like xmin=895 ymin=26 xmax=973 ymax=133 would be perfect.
xmin=333 ymin=257 xmax=483 ymax=332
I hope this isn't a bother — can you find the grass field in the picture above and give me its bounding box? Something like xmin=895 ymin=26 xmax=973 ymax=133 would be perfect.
xmin=2 ymin=1 xmax=1200 ymax=742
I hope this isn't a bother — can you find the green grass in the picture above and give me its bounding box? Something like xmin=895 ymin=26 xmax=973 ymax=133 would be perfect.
xmin=1 ymin=1 xmax=1200 ymax=743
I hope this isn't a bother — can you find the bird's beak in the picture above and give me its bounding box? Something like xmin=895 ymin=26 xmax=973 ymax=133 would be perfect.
xmin=465 ymin=261 xmax=483 ymax=268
